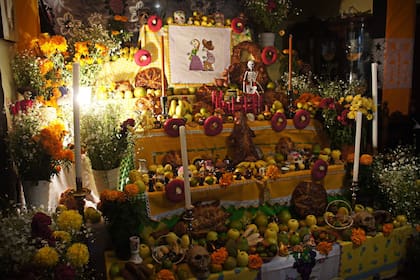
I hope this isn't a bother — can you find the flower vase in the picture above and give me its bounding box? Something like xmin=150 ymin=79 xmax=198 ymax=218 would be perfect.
xmin=92 ymin=167 xmax=120 ymax=193
xmin=22 ymin=180 xmax=50 ymax=209
xmin=259 ymin=32 xmax=276 ymax=47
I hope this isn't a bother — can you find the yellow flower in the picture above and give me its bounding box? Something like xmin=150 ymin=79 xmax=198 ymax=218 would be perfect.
xmin=366 ymin=114 xmax=373 ymax=120
xmin=33 ymin=246 xmax=59 ymax=267
xmin=53 ymin=230 xmax=72 ymax=243
xmin=345 ymin=95 xmax=353 ymax=103
xmin=56 ymin=210 xmax=83 ymax=232
xmin=347 ymin=110 xmax=356 ymax=119
xmin=66 ymin=243 xmax=90 ymax=267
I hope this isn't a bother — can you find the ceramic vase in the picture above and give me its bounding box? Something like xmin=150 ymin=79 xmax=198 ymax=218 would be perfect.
xmin=92 ymin=167 xmax=120 ymax=193
xmin=22 ymin=180 xmax=50 ymax=209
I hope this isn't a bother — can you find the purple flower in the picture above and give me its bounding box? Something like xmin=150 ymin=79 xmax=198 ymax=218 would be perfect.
xmin=337 ymin=109 xmax=350 ymax=125
xmin=54 ymin=264 xmax=76 ymax=280
xmin=120 ymin=118 xmax=135 ymax=135
xmin=31 ymin=212 xmax=55 ymax=245
xmin=311 ymin=159 xmax=328 ymax=181
xmin=319 ymin=98 xmax=334 ymax=109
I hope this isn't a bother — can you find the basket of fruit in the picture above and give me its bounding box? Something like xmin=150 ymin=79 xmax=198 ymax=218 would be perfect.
xmin=324 ymin=200 xmax=353 ymax=230
xmin=152 ymin=234 xmax=186 ymax=265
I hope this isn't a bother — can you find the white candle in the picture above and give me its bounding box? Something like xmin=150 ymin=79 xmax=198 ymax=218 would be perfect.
xmin=73 ymin=63 xmax=82 ymax=190
xmin=371 ymin=63 xmax=378 ymax=149
xmin=179 ymin=125 xmax=192 ymax=209
xmin=353 ymin=111 xmax=363 ymax=182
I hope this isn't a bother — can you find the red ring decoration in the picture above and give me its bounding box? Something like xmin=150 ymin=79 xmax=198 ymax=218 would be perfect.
xmin=134 ymin=49 xmax=152 ymax=66
xmin=311 ymin=159 xmax=328 ymax=181
xmin=261 ymin=46 xmax=278 ymax=65
xmin=271 ymin=112 xmax=287 ymax=132
xmin=203 ymin=116 xmax=223 ymax=136
xmin=148 ymin=15 xmax=163 ymax=32
xmin=165 ymin=179 xmax=185 ymax=203
xmin=293 ymin=109 xmax=311 ymax=129
xmin=231 ymin=17 xmax=245 ymax=34
xmin=163 ymin=118 xmax=186 ymax=137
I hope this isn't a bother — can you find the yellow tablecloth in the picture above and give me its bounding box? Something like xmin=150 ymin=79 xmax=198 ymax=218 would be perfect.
xmin=135 ymin=120 xmax=327 ymax=166
xmin=146 ymin=165 xmax=345 ymax=220
xmin=339 ymin=225 xmax=413 ymax=280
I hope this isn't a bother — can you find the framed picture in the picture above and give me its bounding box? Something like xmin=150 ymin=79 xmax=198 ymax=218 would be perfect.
xmin=1 ymin=0 xmax=17 ymax=41
xmin=168 ymin=25 xmax=231 ymax=84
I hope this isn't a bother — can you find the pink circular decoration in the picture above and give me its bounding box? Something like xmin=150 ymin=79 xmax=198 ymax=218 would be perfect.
xmin=271 ymin=112 xmax=287 ymax=132
xmin=261 ymin=46 xmax=278 ymax=65
xmin=148 ymin=15 xmax=163 ymax=32
xmin=134 ymin=49 xmax=152 ymax=66
xmin=165 ymin=179 xmax=185 ymax=203
xmin=293 ymin=109 xmax=311 ymax=129
xmin=163 ymin=118 xmax=186 ymax=137
xmin=203 ymin=116 xmax=223 ymax=136
xmin=231 ymin=17 xmax=245 ymax=34
xmin=311 ymin=159 xmax=328 ymax=181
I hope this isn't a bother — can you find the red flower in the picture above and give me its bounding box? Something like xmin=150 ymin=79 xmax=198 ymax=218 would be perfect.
xmin=31 ymin=212 xmax=55 ymax=246
xmin=54 ymin=264 xmax=76 ymax=280
xmin=311 ymin=159 xmax=328 ymax=181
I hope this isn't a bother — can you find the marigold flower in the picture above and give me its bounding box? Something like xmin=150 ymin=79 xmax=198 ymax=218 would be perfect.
xmin=360 ymin=154 xmax=373 ymax=166
xmin=248 ymin=254 xmax=263 ymax=270
xmin=211 ymin=247 xmax=228 ymax=265
xmin=53 ymin=230 xmax=72 ymax=243
xmin=382 ymin=223 xmax=394 ymax=236
xmin=56 ymin=210 xmax=83 ymax=232
xmin=156 ymin=269 xmax=176 ymax=280
xmin=66 ymin=243 xmax=89 ymax=267
xmin=351 ymin=228 xmax=367 ymax=247
xmin=124 ymin=183 xmax=139 ymax=197
xmin=316 ymin=241 xmax=333 ymax=255
xmin=33 ymin=246 xmax=59 ymax=267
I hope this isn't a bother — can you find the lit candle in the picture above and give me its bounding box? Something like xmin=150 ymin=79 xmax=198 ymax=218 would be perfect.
xmin=160 ymin=35 xmax=166 ymax=96
xmin=353 ymin=111 xmax=363 ymax=182
xmin=288 ymin=34 xmax=293 ymax=91
xmin=73 ymin=63 xmax=82 ymax=190
xmin=371 ymin=63 xmax=378 ymax=149
xmin=179 ymin=125 xmax=192 ymax=209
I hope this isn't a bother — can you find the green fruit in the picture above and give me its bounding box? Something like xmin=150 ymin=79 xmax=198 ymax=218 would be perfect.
xmin=223 ymin=256 xmax=237 ymax=270
xmin=254 ymin=213 xmax=268 ymax=228
xmin=277 ymin=209 xmax=292 ymax=224
xmin=162 ymin=259 xmax=173 ymax=269
xmin=289 ymin=233 xmax=301 ymax=246
xmin=229 ymin=220 xmax=243 ymax=230
xmin=277 ymin=231 xmax=289 ymax=245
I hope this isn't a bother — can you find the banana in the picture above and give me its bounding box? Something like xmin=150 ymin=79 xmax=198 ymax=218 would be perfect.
xmin=168 ymin=99 xmax=177 ymax=116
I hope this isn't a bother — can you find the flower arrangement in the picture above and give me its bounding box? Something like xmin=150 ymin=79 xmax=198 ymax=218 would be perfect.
xmin=316 ymin=80 xmax=374 ymax=149
xmin=97 ymin=184 xmax=148 ymax=259
xmin=80 ymin=102 xmax=135 ymax=171
xmin=7 ymin=100 xmax=74 ymax=181
xmin=11 ymin=34 xmax=70 ymax=101
xmin=0 ymin=204 xmax=94 ymax=279
xmin=243 ymin=0 xmax=292 ymax=33
xmin=372 ymin=145 xmax=420 ymax=224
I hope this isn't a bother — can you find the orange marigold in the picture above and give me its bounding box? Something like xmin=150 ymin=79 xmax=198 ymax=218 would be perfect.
xmin=316 ymin=241 xmax=333 ymax=255
xmin=266 ymin=165 xmax=280 ymax=178
xmin=360 ymin=154 xmax=373 ymax=166
xmin=351 ymin=228 xmax=367 ymax=247
xmin=124 ymin=183 xmax=139 ymax=197
xmin=382 ymin=223 xmax=394 ymax=236
xmin=219 ymin=173 xmax=234 ymax=188
xmin=211 ymin=247 xmax=228 ymax=265
xmin=248 ymin=254 xmax=263 ymax=270
xmin=156 ymin=269 xmax=176 ymax=280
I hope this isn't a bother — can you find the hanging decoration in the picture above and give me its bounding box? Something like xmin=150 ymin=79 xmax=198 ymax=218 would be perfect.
xmin=261 ymin=46 xmax=278 ymax=65
xmin=147 ymin=15 xmax=163 ymax=32
xmin=134 ymin=49 xmax=152 ymax=66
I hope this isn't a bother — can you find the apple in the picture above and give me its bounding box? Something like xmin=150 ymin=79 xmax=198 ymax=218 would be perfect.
xmin=396 ymin=215 xmax=407 ymax=225
xmin=318 ymin=154 xmax=329 ymax=162
xmin=206 ymin=231 xmax=218 ymax=241
xmin=331 ymin=149 xmax=341 ymax=161
xmin=265 ymin=237 xmax=278 ymax=246
xmin=134 ymin=180 xmax=147 ymax=193
xmin=305 ymin=215 xmax=317 ymax=227
xmin=180 ymin=234 xmax=190 ymax=248
xmin=354 ymin=204 xmax=365 ymax=213
xmin=246 ymin=223 xmax=258 ymax=234
xmin=134 ymin=87 xmax=147 ymax=98
xmin=139 ymin=243 xmax=151 ymax=258
xmin=277 ymin=209 xmax=292 ymax=224
xmin=236 ymin=251 xmax=249 ymax=267
xmin=322 ymin=147 xmax=331 ymax=155
xmin=267 ymin=222 xmax=280 ymax=233
xmin=324 ymin=211 xmax=334 ymax=220
xmin=254 ymin=213 xmax=269 ymax=228
xmin=264 ymin=228 xmax=278 ymax=240
xmin=287 ymin=219 xmax=300 ymax=232
xmin=227 ymin=228 xmax=240 ymax=240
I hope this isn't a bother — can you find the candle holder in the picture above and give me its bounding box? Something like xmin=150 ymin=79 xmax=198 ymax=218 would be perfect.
xmin=160 ymin=95 xmax=168 ymax=117
xmin=73 ymin=178 xmax=89 ymax=217
xmin=183 ymin=206 xmax=194 ymax=248
xmin=350 ymin=181 xmax=359 ymax=209
xmin=286 ymin=89 xmax=295 ymax=119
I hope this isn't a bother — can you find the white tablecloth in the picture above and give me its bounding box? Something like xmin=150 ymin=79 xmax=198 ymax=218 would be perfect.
xmin=262 ymin=244 xmax=340 ymax=280
xmin=48 ymin=155 xmax=99 ymax=210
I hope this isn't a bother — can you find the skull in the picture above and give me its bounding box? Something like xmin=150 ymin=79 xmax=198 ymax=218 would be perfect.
xmin=174 ymin=10 xmax=186 ymax=24
xmin=187 ymin=245 xmax=210 ymax=279
xmin=353 ymin=210 xmax=376 ymax=236
xmin=247 ymin=60 xmax=255 ymax=71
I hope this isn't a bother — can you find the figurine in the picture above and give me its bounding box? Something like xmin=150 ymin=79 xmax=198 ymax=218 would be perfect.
xmin=242 ymin=60 xmax=263 ymax=95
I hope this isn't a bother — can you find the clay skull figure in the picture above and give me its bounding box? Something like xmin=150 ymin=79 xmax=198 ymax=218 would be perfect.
xmin=187 ymin=245 xmax=211 ymax=279
xmin=353 ymin=211 xmax=376 ymax=236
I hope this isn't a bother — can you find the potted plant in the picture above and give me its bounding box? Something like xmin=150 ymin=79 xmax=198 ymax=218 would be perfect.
xmin=7 ymin=100 xmax=74 ymax=208
xmin=80 ymin=102 xmax=135 ymax=192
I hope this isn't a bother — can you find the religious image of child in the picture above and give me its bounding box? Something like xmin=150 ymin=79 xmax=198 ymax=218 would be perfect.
xmin=188 ymin=38 xmax=203 ymax=71
xmin=202 ymin=39 xmax=215 ymax=71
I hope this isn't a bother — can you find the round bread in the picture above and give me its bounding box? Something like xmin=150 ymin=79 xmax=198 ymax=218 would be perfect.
xmin=291 ymin=180 xmax=328 ymax=218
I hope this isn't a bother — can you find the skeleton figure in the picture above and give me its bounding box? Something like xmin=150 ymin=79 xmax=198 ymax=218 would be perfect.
xmin=353 ymin=210 xmax=376 ymax=236
xmin=243 ymin=60 xmax=263 ymax=95
xmin=188 ymin=245 xmax=211 ymax=279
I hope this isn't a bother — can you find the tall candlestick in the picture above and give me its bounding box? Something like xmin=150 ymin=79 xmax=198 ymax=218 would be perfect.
xmin=179 ymin=125 xmax=192 ymax=209
xmin=160 ymin=35 xmax=166 ymax=95
xmin=371 ymin=63 xmax=378 ymax=149
xmin=73 ymin=63 xmax=82 ymax=191
xmin=353 ymin=111 xmax=363 ymax=182
xmin=288 ymin=34 xmax=293 ymax=91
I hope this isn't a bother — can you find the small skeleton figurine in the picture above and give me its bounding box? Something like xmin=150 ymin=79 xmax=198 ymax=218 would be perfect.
xmin=243 ymin=60 xmax=263 ymax=95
